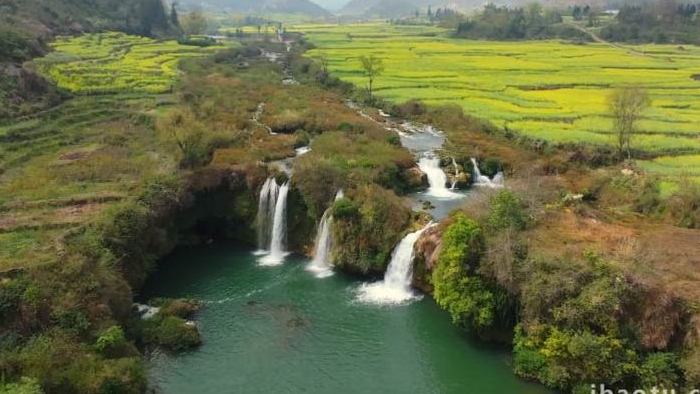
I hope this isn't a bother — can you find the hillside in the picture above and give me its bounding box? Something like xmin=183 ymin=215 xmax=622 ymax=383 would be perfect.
xmin=339 ymin=0 xmax=487 ymax=17
xmin=0 ymin=0 xmax=179 ymax=120
xmin=180 ymin=0 xmax=332 ymax=17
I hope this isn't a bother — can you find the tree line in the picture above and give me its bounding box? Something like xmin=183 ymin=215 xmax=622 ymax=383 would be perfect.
xmin=455 ymin=3 xmax=584 ymax=40
xmin=452 ymin=0 xmax=700 ymax=44
xmin=600 ymin=0 xmax=700 ymax=44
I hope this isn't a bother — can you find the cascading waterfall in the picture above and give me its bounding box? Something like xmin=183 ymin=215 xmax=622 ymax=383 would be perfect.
xmin=255 ymin=178 xmax=291 ymax=266
xmin=356 ymin=224 xmax=431 ymax=304
xmin=450 ymin=157 xmax=461 ymax=190
xmin=470 ymin=158 xmax=505 ymax=188
xmin=418 ymin=154 xmax=457 ymax=198
xmin=307 ymin=190 xmax=344 ymax=278
xmin=255 ymin=178 xmax=280 ymax=254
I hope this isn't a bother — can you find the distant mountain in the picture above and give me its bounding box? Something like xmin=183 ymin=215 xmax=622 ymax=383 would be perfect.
xmin=309 ymin=0 xmax=350 ymax=11
xmin=339 ymin=0 xmax=485 ymax=17
xmin=181 ymin=0 xmax=332 ymax=17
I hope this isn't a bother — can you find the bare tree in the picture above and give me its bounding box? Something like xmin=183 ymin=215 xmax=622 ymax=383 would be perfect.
xmin=359 ymin=55 xmax=384 ymax=101
xmin=609 ymin=87 xmax=650 ymax=160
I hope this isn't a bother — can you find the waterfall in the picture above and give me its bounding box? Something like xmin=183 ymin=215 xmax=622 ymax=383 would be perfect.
xmin=356 ymin=224 xmax=431 ymax=305
xmin=255 ymin=178 xmax=290 ymax=266
xmin=418 ymin=154 xmax=457 ymax=198
xmin=470 ymin=158 xmax=505 ymax=188
xmin=307 ymin=191 xmax=344 ymax=278
xmin=255 ymin=178 xmax=280 ymax=254
xmin=450 ymin=157 xmax=461 ymax=190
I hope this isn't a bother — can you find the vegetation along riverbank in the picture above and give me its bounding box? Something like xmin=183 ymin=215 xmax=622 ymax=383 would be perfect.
xmin=1 ymin=1 xmax=700 ymax=392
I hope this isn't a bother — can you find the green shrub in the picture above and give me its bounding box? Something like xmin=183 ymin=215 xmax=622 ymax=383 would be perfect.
xmin=11 ymin=331 xmax=146 ymax=394
xmin=488 ymin=190 xmax=528 ymax=231
xmin=515 ymin=325 xmax=639 ymax=390
xmin=0 ymin=277 xmax=31 ymax=323
xmin=331 ymin=185 xmax=411 ymax=275
xmin=332 ymin=198 xmax=359 ymax=219
xmin=50 ymin=310 xmax=90 ymax=337
xmin=513 ymin=325 xmax=547 ymax=380
xmin=0 ymin=377 xmax=42 ymax=394
xmin=94 ymin=326 xmax=135 ymax=359
xmin=0 ymin=29 xmax=35 ymax=62
xmin=639 ymin=352 xmax=682 ymax=389
xmin=293 ymin=158 xmax=346 ymax=218
xmin=141 ymin=316 xmax=201 ymax=352
xmin=432 ymin=213 xmax=511 ymax=332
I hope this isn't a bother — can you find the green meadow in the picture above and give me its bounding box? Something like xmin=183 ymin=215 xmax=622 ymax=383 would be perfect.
xmin=295 ymin=22 xmax=700 ymax=180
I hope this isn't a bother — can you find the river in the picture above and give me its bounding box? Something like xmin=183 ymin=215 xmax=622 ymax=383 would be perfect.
xmin=144 ymin=243 xmax=550 ymax=394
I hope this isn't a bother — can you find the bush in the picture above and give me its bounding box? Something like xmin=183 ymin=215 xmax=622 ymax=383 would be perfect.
xmin=639 ymin=352 xmax=681 ymax=389
xmin=432 ymin=213 xmax=511 ymax=332
xmin=331 ymin=185 xmax=412 ymax=275
xmin=152 ymin=298 xmax=200 ymax=319
xmin=141 ymin=316 xmax=201 ymax=352
xmin=332 ymin=197 xmax=359 ymax=219
xmin=94 ymin=326 xmax=136 ymax=359
xmin=293 ymin=158 xmax=345 ymax=218
xmin=0 ymin=377 xmax=42 ymax=394
xmin=9 ymin=331 xmax=146 ymax=394
xmin=488 ymin=190 xmax=528 ymax=231
xmin=668 ymin=180 xmax=700 ymax=229
xmin=514 ymin=325 xmax=639 ymax=390
xmin=0 ymin=29 xmax=36 ymax=62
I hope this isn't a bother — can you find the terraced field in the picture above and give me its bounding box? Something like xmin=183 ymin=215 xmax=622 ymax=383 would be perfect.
xmin=35 ymin=32 xmax=222 ymax=94
xmin=0 ymin=32 xmax=225 ymax=269
xmin=295 ymin=23 xmax=700 ymax=181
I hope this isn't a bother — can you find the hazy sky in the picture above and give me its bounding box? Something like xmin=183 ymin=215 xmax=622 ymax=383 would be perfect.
xmin=310 ymin=0 xmax=349 ymax=11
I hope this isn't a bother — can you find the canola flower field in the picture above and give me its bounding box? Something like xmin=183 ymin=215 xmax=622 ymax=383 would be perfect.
xmin=295 ymin=23 xmax=700 ymax=181
xmin=35 ymin=32 xmax=222 ymax=94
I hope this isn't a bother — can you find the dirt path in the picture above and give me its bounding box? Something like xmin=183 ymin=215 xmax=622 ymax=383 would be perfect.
xmin=566 ymin=23 xmax=652 ymax=57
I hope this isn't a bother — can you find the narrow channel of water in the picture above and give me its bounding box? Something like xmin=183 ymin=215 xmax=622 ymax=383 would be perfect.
xmin=144 ymin=243 xmax=551 ymax=394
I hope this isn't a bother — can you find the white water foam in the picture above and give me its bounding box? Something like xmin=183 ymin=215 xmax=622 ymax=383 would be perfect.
xmin=418 ymin=155 xmax=460 ymax=198
xmin=356 ymin=225 xmax=431 ymax=305
xmin=471 ymin=158 xmax=505 ymax=189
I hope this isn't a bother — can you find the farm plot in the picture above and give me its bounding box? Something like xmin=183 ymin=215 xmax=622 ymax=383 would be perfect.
xmin=35 ymin=32 xmax=224 ymax=94
xmin=295 ymin=22 xmax=700 ymax=180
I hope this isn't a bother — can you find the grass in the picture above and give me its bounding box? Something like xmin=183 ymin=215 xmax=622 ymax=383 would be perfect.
xmin=293 ymin=22 xmax=700 ymax=181
xmin=35 ymin=32 xmax=226 ymax=94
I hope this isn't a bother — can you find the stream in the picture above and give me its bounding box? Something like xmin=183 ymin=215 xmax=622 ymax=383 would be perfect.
xmin=144 ymin=44 xmax=542 ymax=393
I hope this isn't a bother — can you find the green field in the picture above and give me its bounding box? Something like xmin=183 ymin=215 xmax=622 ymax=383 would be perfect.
xmin=35 ymin=32 xmax=223 ymax=94
xmin=294 ymin=22 xmax=700 ymax=179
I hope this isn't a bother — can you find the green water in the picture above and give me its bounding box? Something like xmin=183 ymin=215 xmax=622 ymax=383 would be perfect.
xmin=144 ymin=243 xmax=550 ymax=394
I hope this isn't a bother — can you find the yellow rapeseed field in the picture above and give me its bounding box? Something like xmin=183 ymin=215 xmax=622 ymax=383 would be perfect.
xmin=36 ymin=32 xmax=223 ymax=94
xmin=294 ymin=22 xmax=700 ymax=179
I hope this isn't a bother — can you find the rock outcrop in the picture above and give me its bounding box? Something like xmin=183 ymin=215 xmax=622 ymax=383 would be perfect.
xmin=412 ymin=224 xmax=443 ymax=293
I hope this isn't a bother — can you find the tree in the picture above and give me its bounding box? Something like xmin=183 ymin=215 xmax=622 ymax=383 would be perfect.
xmin=139 ymin=0 xmax=170 ymax=36
xmin=170 ymin=1 xmax=180 ymax=29
xmin=181 ymin=9 xmax=207 ymax=36
xmin=359 ymin=55 xmax=384 ymax=101
xmin=608 ymin=87 xmax=650 ymax=160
